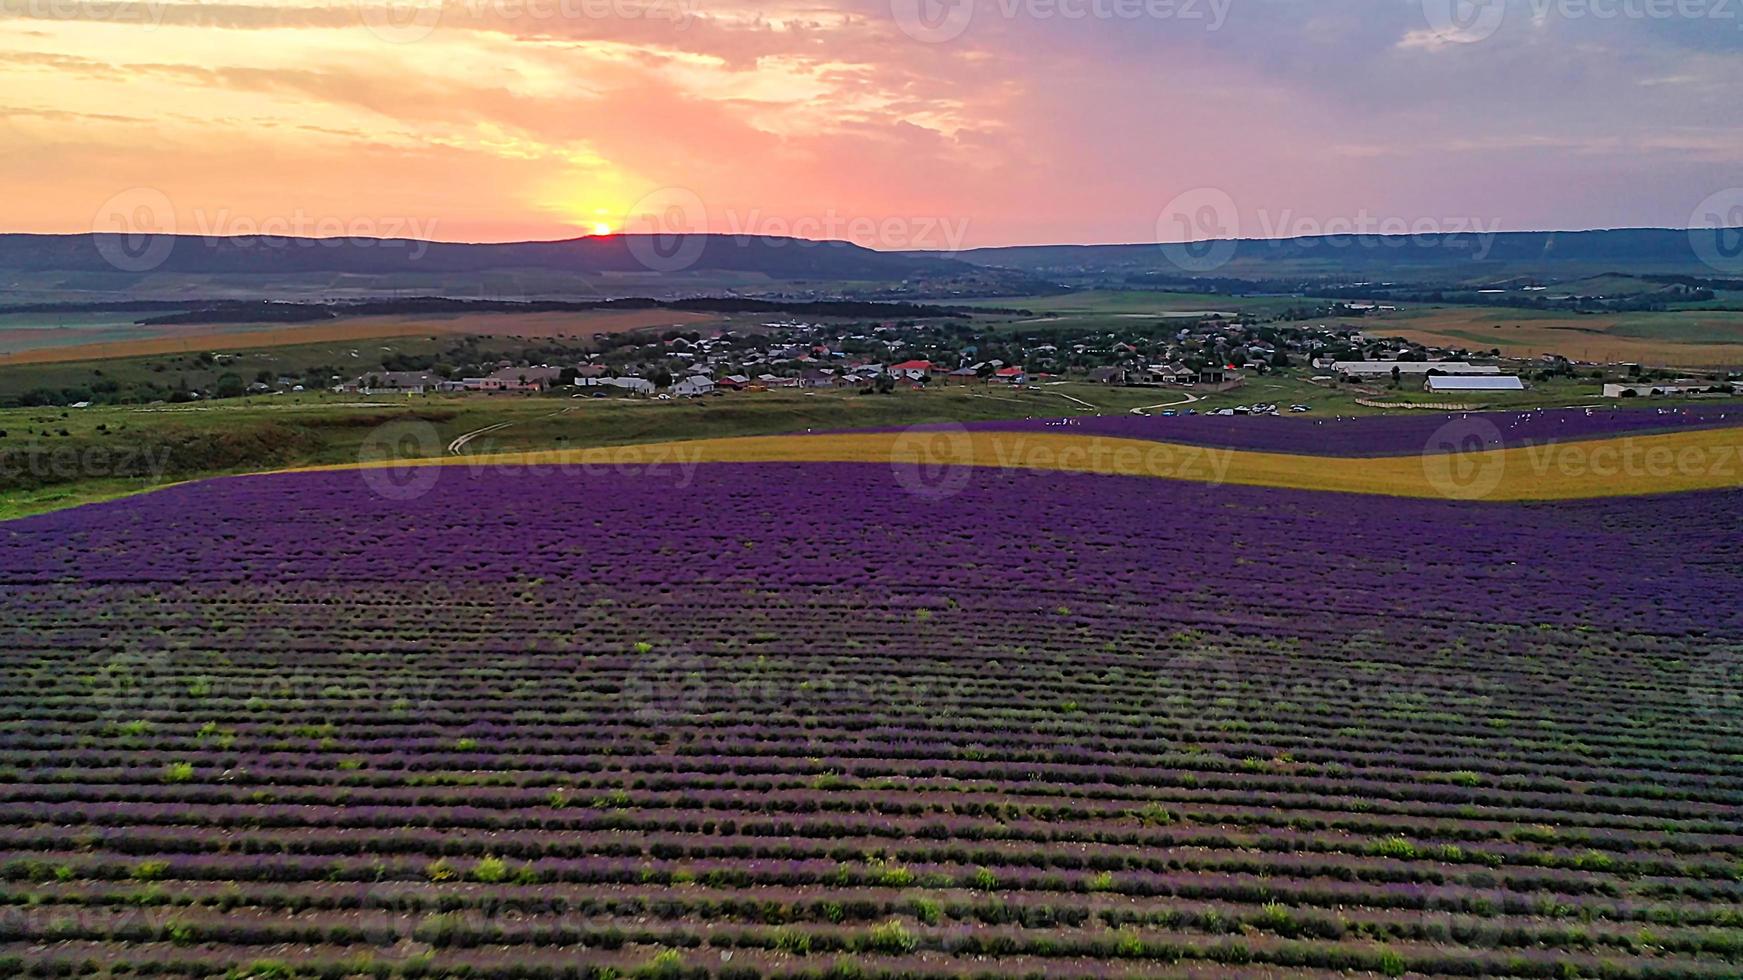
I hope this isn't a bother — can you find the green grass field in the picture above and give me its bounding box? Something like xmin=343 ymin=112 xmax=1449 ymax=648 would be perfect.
xmin=959 ymin=290 xmax=1314 ymax=320
xmin=4 ymin=368 xmax=1702 ymax=522
xmin=0 ymin=332 xmax=561 ymax=403
xmin=0 ymin=385 xmax=1144 ymax=520
xmin=0 ymin=310 xmax=173 ymax=355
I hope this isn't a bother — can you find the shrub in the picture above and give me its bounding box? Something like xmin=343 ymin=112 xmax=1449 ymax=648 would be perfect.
xmin=130 ymin=861 xmax=170 ymax=882
xmin=470 ymin=856 xmax=509 ymax=883
xmin=866 ymin=919 xmax=917 ymax=954
xmin=1113 ymin=928 xmax=1144 ymax=957
xmin=1371 ymin=836 xmax=1418 ymax=860
xmin=1135 ymin=802 xmax=1176 ymax=826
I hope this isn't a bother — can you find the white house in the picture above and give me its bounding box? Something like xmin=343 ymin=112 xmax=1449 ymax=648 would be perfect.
xmin=576 ymin=376 xmax=654 ymax=395
xmin=1424 ymin=375 xmax=1525 ymax=393
xmin=672 ymin=375 xmax=716 ymax=397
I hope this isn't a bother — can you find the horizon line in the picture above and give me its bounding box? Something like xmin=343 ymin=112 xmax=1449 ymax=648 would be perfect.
xmin=2 ymin=223 xmax=1739 ymax=254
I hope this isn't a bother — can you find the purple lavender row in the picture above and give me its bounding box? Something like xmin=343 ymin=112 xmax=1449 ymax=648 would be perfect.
xmin=1 ymin=464 xmax=1738 ymax=638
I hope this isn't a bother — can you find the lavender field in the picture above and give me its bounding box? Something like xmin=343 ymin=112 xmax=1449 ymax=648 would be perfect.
xmin=942 ymin=406 xmax=1743 ymax=456
xmin=1 ymin=463 xmax=1741 ymax=979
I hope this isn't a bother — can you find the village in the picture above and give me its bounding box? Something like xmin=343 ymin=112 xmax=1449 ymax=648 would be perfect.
xmin=332 ymin=313 xmax=1742 ymax=404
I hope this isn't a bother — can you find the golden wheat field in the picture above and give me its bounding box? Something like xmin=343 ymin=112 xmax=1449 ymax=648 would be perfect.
xmin=306 ymin=427 xmax=1743 ymax=502
xmin=1356 ymin=307 xmax=1743 ymax=367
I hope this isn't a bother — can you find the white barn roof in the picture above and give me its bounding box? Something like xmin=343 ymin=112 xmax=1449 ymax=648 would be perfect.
xmin=1333 ymin=361 xmax=1500 ymax=375
xmin=1426 ymin=375 xmax=1526 ymax=391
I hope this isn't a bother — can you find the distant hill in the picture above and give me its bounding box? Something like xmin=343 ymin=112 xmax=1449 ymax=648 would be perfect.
xmin=0 ymin=233 xmax=1045 ymax=303
xmin=929 ymin=227 xmax=1743 ymax=282
xmin=0 ymin=232 xmax=975 ymax=278
xmin=6 ymin=227 xmax=1740 ymax=302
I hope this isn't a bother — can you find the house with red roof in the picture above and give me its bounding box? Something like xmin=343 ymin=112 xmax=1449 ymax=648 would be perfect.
xmin=889 ymin=360 xmax=935 ymax=380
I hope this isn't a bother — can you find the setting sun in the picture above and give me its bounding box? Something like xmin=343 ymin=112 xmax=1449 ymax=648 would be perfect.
xmin=591 ymin=222 xmax=612 ymax=236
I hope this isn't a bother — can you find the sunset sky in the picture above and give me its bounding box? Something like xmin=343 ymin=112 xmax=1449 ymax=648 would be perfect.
xmin=4 ymin=0 xmax=1741 ymax=248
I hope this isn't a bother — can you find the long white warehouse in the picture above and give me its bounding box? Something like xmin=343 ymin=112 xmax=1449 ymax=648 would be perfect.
xmin=1332 ymin=361 xmax=1502 ymax=376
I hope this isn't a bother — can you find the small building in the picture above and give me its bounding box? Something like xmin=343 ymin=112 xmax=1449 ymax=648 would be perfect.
xmin=672 ymin=375 xmax=716 ymax=397
xmin=1088 ymin=366 xmax=1126 ymax=385
xmin=888 ymin=360 xmax=934 ymax=380
xmin=1198 ymin=367 xmax=1227 ymax=386
xmin=717 ymin=375 xmax=750 ymax=390
xmin=1424 ymin=375 xmax=1525 ymax=393
xmin=346 ymin=370 xmax=440 ymax=393
xmin=486 ymin=365 xmax=564 ymax=389
xmin=993 ymin=366 xmax=1027 ymax=384
xmin=576 ymin=376 xmax=654 ymax=395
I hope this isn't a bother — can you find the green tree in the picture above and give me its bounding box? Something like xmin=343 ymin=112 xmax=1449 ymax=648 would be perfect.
xmin=213 ymin=373 xmax=246 ymax=399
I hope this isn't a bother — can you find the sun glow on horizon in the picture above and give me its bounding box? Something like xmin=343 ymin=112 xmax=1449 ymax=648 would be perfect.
xmin=590 ymin=221 xmax=613 ymax=236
